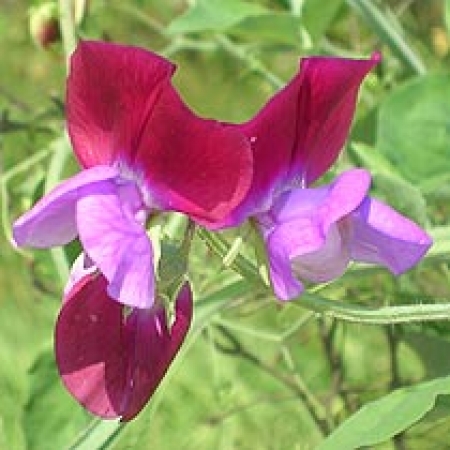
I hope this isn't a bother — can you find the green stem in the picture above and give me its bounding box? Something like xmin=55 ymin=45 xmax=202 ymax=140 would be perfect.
xmin=346 ymin=0 xmax=426 ymax=75
xmin=196 ymin=228 xmax=260 ymax=282
xmin=1 ymin=149 xmax=51 ymax=183
xmin=198 ymin=228 xmax=450 ymax=325
xmin=215 ymin=35 xmax=284 ymax=90
xmin=299 ymin=293 xmax=450 ymax=325
xmin=59 ymin=0 xmax=77 ymax=68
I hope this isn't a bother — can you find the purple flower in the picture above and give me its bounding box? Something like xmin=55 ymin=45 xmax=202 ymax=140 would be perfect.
xmin=12 ymin=41 xmax=253 ymax=419
xmin=224 ymin=53 xmax=432 ymax=300
xmin=259 ymin=169 xmax=432 ymax=300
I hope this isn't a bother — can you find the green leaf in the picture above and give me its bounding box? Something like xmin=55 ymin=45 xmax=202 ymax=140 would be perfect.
xmin=445 ymin=0 xmax=450 ymax=33
xmin=350 ymin=142 xmax=429 ymax=225
xmin=376 ymin=74 xmax=450 ymax=184
xmin=66 ymin=420 xmax=123 ymax=450
xmin=166 ymin=0 xmax=268 ymax=34
xmin=351 ymin=142 xmax=401 ymax=177
xmin=24 ymin=348 xmax=91 ymax=450
xmin=302 ymin=0 xmax=344 ymax=42
xmin=402 ymin=332 xmax=450 ymax=379
xmin=347 ymin=0 xmax=425 ymax=74
xmin=317 ymin=376 xmax=450 ymax=450
xmin=45 ymin=135 xmax=73 ymax=285
xmin=229 ymin=13 xmax=302 ymax=46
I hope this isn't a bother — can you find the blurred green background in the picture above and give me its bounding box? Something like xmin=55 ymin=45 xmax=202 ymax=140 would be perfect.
xmin=2 ymin=1 xmax=450 ymax=449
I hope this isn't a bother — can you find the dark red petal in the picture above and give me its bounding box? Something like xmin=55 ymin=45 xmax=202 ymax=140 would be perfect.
xmin=55 ymin=275 xmax=193 ymax=420
xmin=55 ymin=274 xmax=127 ymax=418
xmin=120 ymin=283 xmax=193 ymax=421
xmin=288 ymin=54 xmax=380 ymax=184
xmin=136 ymin=85 xmax=252 ymax=227
xmin=230 ymin=53 xmax=379 ymax=221
xmin=66 ymin=40 xmax=175 ymax=167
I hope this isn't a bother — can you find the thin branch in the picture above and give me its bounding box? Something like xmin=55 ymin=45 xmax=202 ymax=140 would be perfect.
xmin=208 ymin=324 xmax=331 ymax=436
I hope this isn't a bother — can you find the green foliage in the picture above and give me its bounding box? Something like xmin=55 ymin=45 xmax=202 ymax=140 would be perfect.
xmin=377 ymin=74 xmax=450 ymax=184
xmin=166 ymin=0 xmax=268 ymax=34
xmin=24 ymin=349 xmax=92 ymax=450
xmin=317 ymin=376 xmax=450 ymax=450
xmin=302 ymin=0 xmax=344 ymax=42
xmin=351 ymin=142 xmax=428 ymax=224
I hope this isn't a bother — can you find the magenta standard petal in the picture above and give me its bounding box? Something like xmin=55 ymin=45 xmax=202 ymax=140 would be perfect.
xmin=135 ymin=84 xmax=253 ymax=228
xmin=67 ymin=41 xmax=175 ymax=168
xmin=13 ymin=166 xmax=118 ymax=248
xmin=229 ymin=54 xmax=379 ymax=222
xmin=76 ymin=181 xmax=154 ymax=308
xmin=261 ymin=170 xmax=371 ymax=300
xmin=55 ymin=276 xmax=193 ymax=420
xmin=286 ymin=54 xmax=380 ymax=185
xmin=350 ymin=197 xmax=432 ymax=274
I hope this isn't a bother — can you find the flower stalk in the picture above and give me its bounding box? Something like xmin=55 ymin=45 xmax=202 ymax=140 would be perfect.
xmin=58 ymin=0 xmax=77 ymax=67
xmin=198 ymin=228 xmax=450 ymax=325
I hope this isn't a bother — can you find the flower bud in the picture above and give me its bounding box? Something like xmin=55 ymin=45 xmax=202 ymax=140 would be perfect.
xmin=29 ymin=3 xmax=60 ymax=49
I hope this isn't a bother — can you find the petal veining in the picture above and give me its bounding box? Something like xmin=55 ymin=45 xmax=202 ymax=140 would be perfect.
xmin=226 ymin=54 xmax=379 ymax=223
xmin=135 ymin=85 xmax=253 ymax=227
xmin=55 ymin=275 xmax=193 ymax=420
xmin=67 ymin=41 xmax=175 ymax=167
xmin=76 ymin=180 xmax=154 ymax=308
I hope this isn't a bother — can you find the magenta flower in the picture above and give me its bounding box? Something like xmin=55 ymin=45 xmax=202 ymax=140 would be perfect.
xmin=13 ymin=41 xmax=252 ymax=309
xmin=12 ymin=41 xmax=252 ymax=419
xmin=224 ymin=54 xmax=432 ymax=300
xmin=56 ymin=275 xmax=192 ymax=421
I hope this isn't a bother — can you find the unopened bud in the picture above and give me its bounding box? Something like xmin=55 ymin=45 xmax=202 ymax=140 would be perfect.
xmin=29 ymin=3 xmax=60 ymax=49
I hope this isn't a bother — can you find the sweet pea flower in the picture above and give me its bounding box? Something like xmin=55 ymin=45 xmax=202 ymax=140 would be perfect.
xmin=224 ymin=53 xmax=432 ymax=300
xmin=12 ymin=41 xmax=252 ymax=419
xmin=56 ymin=275 xmax=192 ymax=421
xmin=13 ymin=40 xmax=252 ymax=309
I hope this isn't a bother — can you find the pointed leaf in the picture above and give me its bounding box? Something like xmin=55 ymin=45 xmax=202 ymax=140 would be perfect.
xmin=317 ymin=376 xmax=450 ymax=450
xmin=377 ymin=74 xmax=450 ymax=182
xmin=166 ymin=0 xmax=268 ymax=34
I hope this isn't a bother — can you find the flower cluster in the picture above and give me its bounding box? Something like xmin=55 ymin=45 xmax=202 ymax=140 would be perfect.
xmin=13 ymin=41 xmax=432 ymax=421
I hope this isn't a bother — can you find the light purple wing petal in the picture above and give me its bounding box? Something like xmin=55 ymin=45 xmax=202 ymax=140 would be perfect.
xmin=13 ymin=166 xmax=118 ymax=248
xmin=290 ymin=223 xmax=351 ymax=283
xmin=265 ymin=214 xmax=350 ymax=299
xmin=261 ymin=169 xmax=370 ymax=300
xmin=76 ymin=181 xmax=154 ymax=308
xmin=269 ymin=169 xmax=371 ymax=227
xmin=55 ymin=275 xmax=192 ymax=420
xmin=350 ymin=197 xmax=432 ymax=274
xmin=265 ymin=241 xmax=305 ymax=301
